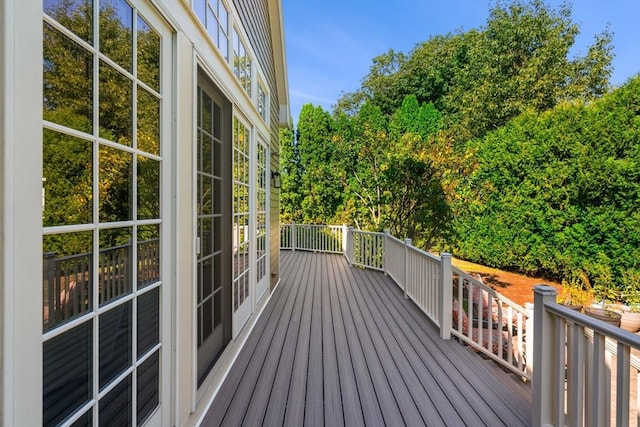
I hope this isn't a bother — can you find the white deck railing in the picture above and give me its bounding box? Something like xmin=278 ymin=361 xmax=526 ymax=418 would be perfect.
xmin=533 ymin=286 xmax=640 ymax=427
xmin=280 ymin=224 xmax=640 ymax=422
xmin=280 ymin=224 xmax=528 ymax=378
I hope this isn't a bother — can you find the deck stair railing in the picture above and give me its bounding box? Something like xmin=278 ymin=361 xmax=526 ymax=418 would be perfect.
xmin=279 ymin=224 xmax=530 ymax=379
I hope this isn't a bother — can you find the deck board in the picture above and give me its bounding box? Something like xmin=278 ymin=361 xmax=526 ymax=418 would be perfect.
xmin=201 ymin=251 xmax=532 ymax=426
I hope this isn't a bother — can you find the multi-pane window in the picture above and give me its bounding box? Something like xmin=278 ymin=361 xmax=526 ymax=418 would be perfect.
xmin=258 ymin=84 xmax=267 ymax=122
xmin=42 ymin=0 xmax=162 ymax=424
xmin=233 ymin=117 xmax=250 ymax=311
xmin=193 ymin=0 xmax=229 ymax=60
xmin=256 ymin=142 xmax=267 ymax=285
xmin=233 ymin=29 xmax=252 ymax=96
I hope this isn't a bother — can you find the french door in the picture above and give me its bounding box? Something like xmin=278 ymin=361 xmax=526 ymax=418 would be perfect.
xmin=255 ymin=139 xmax=269 ymax=301
xmin=196 ymin=74 xmax=231 ymax=384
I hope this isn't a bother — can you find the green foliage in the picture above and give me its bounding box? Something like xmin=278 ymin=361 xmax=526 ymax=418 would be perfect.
xmin=453 ymin=76 xmax=640 ymax=294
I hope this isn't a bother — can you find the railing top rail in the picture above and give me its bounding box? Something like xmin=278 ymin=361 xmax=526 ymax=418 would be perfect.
xmin=545 ymin=301 xmax=640 ymax=350
xmin=407 ymin=244 xmax=441 ymax=263
xmin=385 ymin=233 xmax=404 ymax=245
xmin=453 ymin=266 xmax=525 ymax=310
xmin=351 ymin=229 xmax=385 ymax=237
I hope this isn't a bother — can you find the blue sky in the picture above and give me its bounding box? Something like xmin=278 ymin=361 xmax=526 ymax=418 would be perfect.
xmin=282 ymin=0 xmax=640 ymax=125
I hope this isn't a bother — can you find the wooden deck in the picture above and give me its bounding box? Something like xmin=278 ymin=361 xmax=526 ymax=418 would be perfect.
xmin=202 ymin=251 xmax=531 ymax=426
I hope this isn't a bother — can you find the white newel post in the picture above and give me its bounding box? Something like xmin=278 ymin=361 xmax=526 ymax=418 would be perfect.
xmin=342 ymin=224 xmax=348 ymax=257
xmin=533 ymin=285 xmax=557 ymax=427
xmin=383 ymin=229 xmax=390 ymax=276
xmin=403 ymin=238 xmax=411 ymax=298
xmin=439 ymin=253 xmax=452 ymax=340
xmin=291 ymin=222 xmax=296 ymax=251
xmin=346 ymin=227 xmax=354 ymax=266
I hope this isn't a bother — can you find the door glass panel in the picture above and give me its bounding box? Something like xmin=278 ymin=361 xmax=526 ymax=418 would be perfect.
xmin=99 ymin=374 xmax=132 ymax=426
xmin=196 ymin=81 xmax=227 ymax=384
xmin=233 ymin=117 xmax=250 ymax=312
xmin=43 ymin=321 xmax=93 ymax=426
xmin=137 ymin=351 xmax=160 ymax=424
xmin=43 ymin=231 xmax=93 ymax=331
xmin=98 ymin=60 xmax=133 ymax=145
xmin=137 ymin=287 xmax=160 ymax=358
xmin=42 ymin=2 xmax=164 ymax=424
xmin=99 ymin=227 xmax=133 ymax=305
xmin=99 ymin=145 xmax=133 ymax=222
xmin=137 ymin=224 xmax=160 ymax=289
xmin=99 ymin=301 xmax=132 ymax=389
xmin=43 ymin=23 xmax=94 ymax=133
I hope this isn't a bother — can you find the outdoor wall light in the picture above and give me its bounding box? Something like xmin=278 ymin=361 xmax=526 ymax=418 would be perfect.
xmin=271 ymin=171 xmax=281 ymax=189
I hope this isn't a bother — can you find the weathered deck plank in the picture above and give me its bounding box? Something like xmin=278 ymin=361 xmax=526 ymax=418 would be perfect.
xmin=201 ymin=251 xmax=532 ymax=426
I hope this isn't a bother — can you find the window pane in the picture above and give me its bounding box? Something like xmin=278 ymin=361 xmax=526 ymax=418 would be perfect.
xmin=43 ymin=130 xmax=93 ymax=227
xmin=43 ymin=231 xmax=93 ymax=331
xmin=99 ymin=228 xmax=133 ymax=305
xmin=44 ymin=0 xmax=93 ymax=44
xmin=99 ymin=374 xmax=132 ymax=426
xmin=137 ymin=224 xmax=160 ymax=289
xmin=137 ymin=287 xmax=159 ymax=358
xmin=99 ymin=145 xmax=132 ymax=222
xmin=99 ymin=0 xmax=133 ymax=72
xmin=99 ymin=61 xmax=133 ymax=146
xmin=70 ymin=409 xmax=92 ymax=427
xmin=43 ymin=321 xmax=92 ymax=426
xmin=99 ymin=301 xmax=132 ymax=389
xmin=137 ymin=87 xmax=160 ymax=155
xmin=137 ymin=16 xmax=160 ymax=92
xmin=137 ymin=155 xmax=160 ymax=220
xmin=194 ymin=0 xmax=206 ymax=24
xmin=137 ymin=351 xmax=159 ymax=424
xmin=43 ymin=23 xmax=93 ymax=134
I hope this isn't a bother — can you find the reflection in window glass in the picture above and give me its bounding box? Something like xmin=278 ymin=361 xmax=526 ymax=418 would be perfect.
xmin=99 ymin=374 xmax=132 ymax=426
xmin=137 ymin=288 xmax=159 ymax=357
xmin=43 ymin=231 xmax=93 ymax=331
xmin=43 ymin=321 xmax=93 ymax=426
xmin=43 ymin=130 xmax=93 ymax=227
xmin=43 ymin=22 xmax=94 ymax=134
xmin=137 ymin=15 xmax=160 ymax=92
xmin=233 ymin=117 xmax=250 ymax=311
xmin=137 ymin=351 xmax=159 ymax=424
xmin=99 ymin=60 xmax=133 ymax=146
xmin=99 ymin=0 xmax=133 ymax=71
xmin=44 ymin=0 xmax=93 ymax=44
xmin=99 ymin=145 xmax=132 ymax=222
xmin=99 ymin=302 xmax=132 ymax=389
xmin=137 ymin=224 xmax=160 ymax=288
xmin=137 ymin=155 xmax=160 ymax=220
xmin=137 ymin=87 xmax=160 ymax=155
xmin=99 ymin=227 xmax=133 ymax=305
xmin=193 ymin=0 xmax=229 ymax=60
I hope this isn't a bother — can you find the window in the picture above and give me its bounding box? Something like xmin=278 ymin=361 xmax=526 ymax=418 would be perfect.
xmin=258 ymin=83 xmax=268 ymax=122
xmin=233 ymin=117 xmax=250 ymax=311
xmin=194 ymin=0 xmax=229 ymax=60
xmin=42 ymin=0 xmax=163 ymax=424
xmin=233 ymin=28 xmax=252 ymax=96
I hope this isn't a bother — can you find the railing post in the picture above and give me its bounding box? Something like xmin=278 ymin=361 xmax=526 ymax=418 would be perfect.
xmin=439 ymin=252 xmax=452 ymax=340
xmin=291 ymin=222 xmax=296 ymax=251
xmin=342 ymin=224 xmax=348 ymax=257
xmin=533 ymin=284 xmax=557 ymax=427
xmin=403 ymin=238 xmax=411 ymax=299
xmin=346 ymin=227 xmax=354 ymax=266
xmin=383 ymin=229 xmax=390 ymax=276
